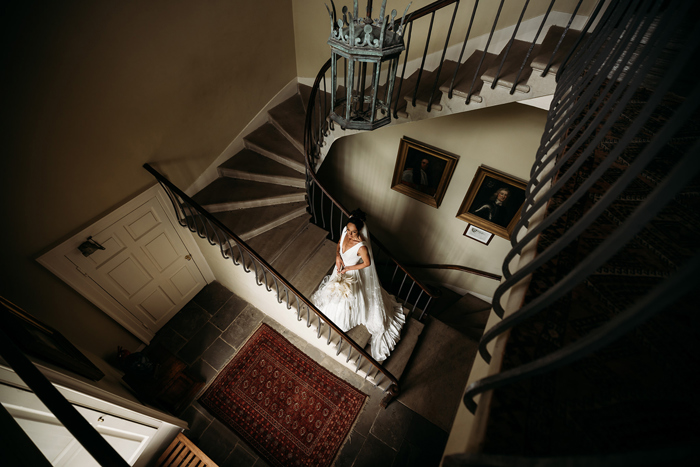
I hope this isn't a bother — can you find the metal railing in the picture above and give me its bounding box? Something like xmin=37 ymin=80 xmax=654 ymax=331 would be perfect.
xmin=303 ymin=61 xmax=441 ymax=319
xmin=143 ymin=164 xmax=400 ymax=400
xmin=303 ymin=0 xmax=601 ymax=321
xmin=389 ymin=0 xmax=601 ymax=114
xmin=0 ymin=299 xmax=129 ymax=467
xmin=460 ymin=0 xmax=700 ymax=414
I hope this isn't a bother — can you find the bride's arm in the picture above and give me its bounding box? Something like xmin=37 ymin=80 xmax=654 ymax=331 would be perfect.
xmin=339 ymin=246 xmax=370 ymax=274
xmin=335 ymin=240 xmax=344 ymax=272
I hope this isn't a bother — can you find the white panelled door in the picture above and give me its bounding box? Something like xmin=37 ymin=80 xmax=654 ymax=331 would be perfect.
xmin=64 ymin=196 xmax=206 ymax=336
xmin=1 ymin=383 xmax=158 ymax=466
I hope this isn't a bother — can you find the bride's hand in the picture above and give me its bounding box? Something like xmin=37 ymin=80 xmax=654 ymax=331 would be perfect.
xmin=336 ymin=255 xmax=344 ymax=273
xmin=339 ymin=267 xmax=347 ymax=274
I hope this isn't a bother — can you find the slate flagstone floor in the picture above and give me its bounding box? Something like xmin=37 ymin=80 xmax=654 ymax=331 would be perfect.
xmin=148 ymin=281 xmax=449 ymax=467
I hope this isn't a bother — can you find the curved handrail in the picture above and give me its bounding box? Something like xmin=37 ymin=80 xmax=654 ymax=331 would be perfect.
xmin=402 ymin=264 xmax=502 ymax=281
xmin=463 ymin=252 xmax=700 ymax=413
xmin=143 ymin=163 xmax=399 ymax=394
xmin=303 ymin=59 xmax=439 ymax=308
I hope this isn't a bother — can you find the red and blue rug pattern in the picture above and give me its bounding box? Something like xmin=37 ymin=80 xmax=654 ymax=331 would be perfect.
xmin=199 ymin=323 xmax=366 ymax=467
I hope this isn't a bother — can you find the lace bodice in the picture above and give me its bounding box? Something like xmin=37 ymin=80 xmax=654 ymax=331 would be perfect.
xmin=340 ymin=227 xmax=364 ymax=267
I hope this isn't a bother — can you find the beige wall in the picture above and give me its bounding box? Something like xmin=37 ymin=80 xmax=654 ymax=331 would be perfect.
xmin=317 ymin=103 xmax=547 ymax=298
xmin=292 ymin=0 xmax=596 ymax=78
xmin=0 ymin=1 xmax=297 ymax=359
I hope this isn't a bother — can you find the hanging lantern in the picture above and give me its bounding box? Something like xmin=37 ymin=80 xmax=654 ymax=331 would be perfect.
xmin=326 ymin=0 xmax=410 ymax=130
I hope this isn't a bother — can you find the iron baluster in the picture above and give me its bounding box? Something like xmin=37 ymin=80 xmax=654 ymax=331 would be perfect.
xmin=419 ymin=297 xmax=432 ymax=320
xmin=412 ymin=290 xmax=423 ymax=314
xmin=491 ymin=0 xmax=531 ymax=89
xmin=412 ymin=12 xmax=435 ymax=107
xmin=466 ymin=0 xmax=505 ymax=104
xmin=393 ymin=21 xmax=413 ymax=118
xmin=540 ymin=0 xmax=584 ymax=77
xmin=511 ymin=0 xmax=554 ymax=95
xmin=448 ymin=0 xmax=479 ymax=99
xmin=427 ymin=1 xmax=460 ymax=112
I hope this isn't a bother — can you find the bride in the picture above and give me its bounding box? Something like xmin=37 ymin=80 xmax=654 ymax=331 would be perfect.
xmin=310 ymin=210 xmax=405 ymax=362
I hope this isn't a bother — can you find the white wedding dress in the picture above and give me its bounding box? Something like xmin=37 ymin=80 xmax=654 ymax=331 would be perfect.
xmin=310 ymin=226 xmax=405 ymax=362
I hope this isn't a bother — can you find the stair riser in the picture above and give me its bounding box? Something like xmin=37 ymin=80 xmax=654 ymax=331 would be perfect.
xmin=269 ymin=117 xmax=304 ymax=154
xmin=238 ymin=207 xmax=309 ymax=242
xmin=203 ymin=194 xmax=306 ymax=213
xmin=244 ymin=140 xmax=306 ymax=174
xmin=218 ymin=168 xmax=305 ymax=188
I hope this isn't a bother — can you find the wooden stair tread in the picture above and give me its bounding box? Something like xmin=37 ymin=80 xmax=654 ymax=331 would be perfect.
xmin=402 ymin=61 xmax=460 ymax=110
xmin=387 ymin=71 xmax=421 ymax=114
xmin=290 ymin=239 xmax=337 ymax=297
xmin=271 ymin=223 xmax=329 ymax=280
xmin=435 ymin=293 xmax=491 ymax=339
xmin=531 ymin=26 xmax=588 ymax=75
xmin=244 ymin=123 xmax=305 ymax=173
xmin=212 ymin=202 xmax=308 ymax=242
xmin=440 ymin=51 xmax=499 ymax=101
xmin=382 ymin=317 xmax=424 ymax=381
xmin=268 ymin=93 xmax=306 ymax=153
xmin=219 ymin=148 xmax=304 ymax=188
xmin=246 ymin=214 xmax=311 ymax=264
xmin=192 ymin=178 xmax=305 ymax=211
xmin=481 ymin=39 xmax=538 ymax=92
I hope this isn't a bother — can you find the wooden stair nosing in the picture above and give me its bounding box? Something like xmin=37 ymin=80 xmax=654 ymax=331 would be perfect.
xmin=201 ymin=193 xmax=307 ymax=213
xmin=268 ymin=94 xmax=306 ymax=154
xmin=243 ymin=124 xmax=306 ymax=174
xmin=238 ymin=205 xmax=309 ymax=242
xmin=218 ymin=167 xmax=305 ymax=188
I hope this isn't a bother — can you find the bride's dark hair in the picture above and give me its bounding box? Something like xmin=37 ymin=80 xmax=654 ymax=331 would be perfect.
xmin=348 ymin=209 xmax=366 ymax=231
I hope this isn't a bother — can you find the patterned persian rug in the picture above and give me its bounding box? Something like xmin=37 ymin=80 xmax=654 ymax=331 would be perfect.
xmin=199 ymin=324 xmax=366 ymax=467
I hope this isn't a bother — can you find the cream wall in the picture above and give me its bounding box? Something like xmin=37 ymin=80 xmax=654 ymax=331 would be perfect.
xmin=317 ymin=103 xmax=547 ymax=298
xmin=292 ymin=0 xmax=596 ymax=78
xmin=0 ymin=0 xmax=297 ymax=360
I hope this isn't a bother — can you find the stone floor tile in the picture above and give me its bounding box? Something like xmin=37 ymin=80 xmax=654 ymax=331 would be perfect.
xmin=178 ymin=323 xmax=222 ymax=365
xmin=181 ymin=405 xmax=212 ymax=443
xmin=212 ymin=294 xmax=249 ymax=331
xmin=197 ymin=418 xmax=240 ymax=466
xmin=201 ymin=338 xmax=236 ymax=370
xmin=370 ymin=401 xmax=414 ymax=451
xmin=149 ymin=326 xmax=187 ymax=355
xmin=392 ymin=439 xmax=443 ymax=467
xmin=352 ymin=383 xmax=384 ymax=437
xmin=253 ymin=456 xmax=272 ymax=467
xmin=261 ymin=316 xmax=307 ymax=351
xmin=320 ymin=356 xmax=365 ymax=390
xmin=333 ymin=430 xmax=366 ymax=467
xmin=223 ymin=444 xmax=257 ymax=467
xmin=304 ymin=344 xmax=326 ymax=364
xmin=194 ymin=281 xmax=234 ymax=314
xmin=352 ymin=433 xmax=397 ymax=467
xmin=221 ymin=305 xmax=264 ymax=349
xmin=403 ymin=413 xmax=448 ymax=460
xmin=165 ymin=301 xmax=211 ymax=339
xmin=186 ymin=358 xmax=218 ymax=388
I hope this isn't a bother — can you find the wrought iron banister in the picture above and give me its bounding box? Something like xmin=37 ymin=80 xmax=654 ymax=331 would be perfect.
xmin=460 ymin=0 xmax=700 ymax=415
xmin=402 ymin=263 xmax=502 ymax=282
xmin=0 ymin=314 xmax=129 ymax=467
xmin=142 ymin=164 xmax=400 ymax=399
xmin=303 ymin=60 xmax=440 ymax=319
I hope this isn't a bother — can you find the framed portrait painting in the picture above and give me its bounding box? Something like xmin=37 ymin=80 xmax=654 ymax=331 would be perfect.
xmin=391 ymin=136 xmax=459 ymax=208
xmin=456 ymin=166 xmax=527 ymax=240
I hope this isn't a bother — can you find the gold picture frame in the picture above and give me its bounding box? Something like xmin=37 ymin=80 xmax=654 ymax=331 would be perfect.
xmin=456 ymin=166 xmax=527 ymax=240
xmin=390 ymin=136 xmax=459 ymax=208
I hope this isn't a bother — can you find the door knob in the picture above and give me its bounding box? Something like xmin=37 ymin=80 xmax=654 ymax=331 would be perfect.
xmin=185 ymin=255 xmax=192 ymax=261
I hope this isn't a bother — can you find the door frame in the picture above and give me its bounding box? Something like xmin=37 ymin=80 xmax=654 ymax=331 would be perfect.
xmin=37 ymin=184 xmax=215 ymax=344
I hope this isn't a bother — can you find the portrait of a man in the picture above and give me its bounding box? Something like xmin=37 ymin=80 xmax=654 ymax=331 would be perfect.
xmin=391 ymin=137 xmax=458 ymax=208
xmin=470 ymin=185 xmax=513 ymax=227
xmin=457 ymin=168 xmax=527 ymax=240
